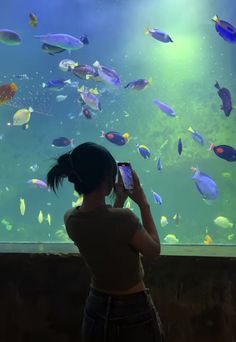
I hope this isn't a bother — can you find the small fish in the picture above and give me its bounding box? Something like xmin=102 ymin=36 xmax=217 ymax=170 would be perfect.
xmin=173 ymin=213 xmax=181 ymax=225
xmin=0 ymin=29 xmax=22 ymax=45
xmin=228 ymin=234 xmax=235 ymax=241
xmin=41 ymin=43 xmax=66 ymax=55
xmin=151 ymin=190 xmax=162 ymax=205
xmin=52 ymin=137 xmax=74 ymax=148
xmin=214 ymin=81 xmax=233 ymax=117
xmin=56 ymin=95 xmax=68 ymax=102
xmin=210 ymin=144 xmax=236 ymax=162
xmin=178 ymin=138 xmax=183 ymax=155
xmin=214 ymin=216 xmax=233 ymax=229
xmin=59 ymin=59 xmax=78 ymax=72
xmin=153 ymin=99 xmax=176 ymax=117
xmin=79 ymin=106 xmax=94 ymax=119
xmin=14 ymin=74 xmax=29 ymax=80
xmin=34 ymin=33 xmax=87 ymax=51
xmin=164 ymin=234 xmax=179 ymax=244
xmin=124 ymin=198 xmax=133 ymax=211
xmin=29 ymin=13 xmax=38 ymax=28
xmin=46 ymin=214 xmax=51 ymax=226
xmin=212 ymin=15 xmax=236 ymax=43
xmin=136 ymin=144 xmax=151 ymax=159
xmin=157 ymin=157 xmax=163 ymax=171
xmin=160 ymin=216 xmax=168 ymax=227
xmin=204 ymin=234 xmax=213 ymax=245
xmin=102 ymin=131 xmax=127 ymax=146
xmin=78 ymin=86 xmax=102 ymax=111
xmin=124 ymin=78 xmax=152 ymax=90
xmin=221 ymin=172 xmax=231 ymax=178
xmin=145 ymin=27 xmax=173 ymax=43
xmin=38 ymin=210 xmax=43 ymax=224
xmin=20 ymin=198 xmax=26 ymax=216
xmin=191 ymin=167 xmax=219 ymax=200
xmin=13 ymin=107 xmax=33 ymax=129
xmin=93 ymin=60 xmax=121 ymax=87
xmin=42 ymin=79 xmax=71 ymax=90
xmin=188 ymin=127 xmax=204 ymax=145
xmin=0 ymin=83 xmax=18 ymax=105
xmin=70 ymin=64 xmax=100 ymax=81
xmin=27 ymin=178 xmax=48 ymax=190
xmin=29 ymin=164 xmax=39 ymax=172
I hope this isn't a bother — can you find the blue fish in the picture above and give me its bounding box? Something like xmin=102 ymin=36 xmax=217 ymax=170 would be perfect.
xmin=212 ymin=15 xmax=236 ymax=43
xmin=102 ymin=131 xmax=127 ymax=146
xmin=136 ymin=144 xmax=151 ymax=159
xmin=157 ymin=157 xmax=163 ymax=171
xmin=93 ymin=61 xmax=121 ymax=87
xmin=42 ymin=79 xmax=71 ymax=90
xmin=52 ymin=137 xmax=74 ymax=147
xmin=188 ymin=127 xmax=204 ymax=145
xmin=151 ymin=190 xmax=162 ymax=205
xmin=153 ymin=99 xmax=176 ymax=117
xmin=178 ymin=138 xmax=183 ymax=155
xmin=192 ymin=167 xmax=219 ymax=200
xmin=145 ymin=28 xmax=173 ymax=43
xmin=34 ymin=33 xmax=87 ymax=51
xmin=124 ymin=78 xmax=152 ymax=90
xmin=0 ymin=29 xmax=22 ymax=46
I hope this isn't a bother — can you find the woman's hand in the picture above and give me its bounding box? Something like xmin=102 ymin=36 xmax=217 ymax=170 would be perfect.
xmin=127 ymin=170 xmax=149 ymax=208
xmin=113 ymin=173 xmax=128 ymax=207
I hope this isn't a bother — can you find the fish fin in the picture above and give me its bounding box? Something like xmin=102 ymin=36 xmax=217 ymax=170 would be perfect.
xmin=65 ymin=79 xmax=71 ymax=84
xmin=42 ymin=83 xmax=46 ymax=88
xmin=211 ymin=15 xmax=220 ymax=23
xmin=70 ymin=138 xmax=75 ymax=148
xmin=29 ymin=106 xmax=34 ymax=112
xmin=100 ymin=131 xmax=105 ymax=138
xmin=214 ymin=81 xmax=220 ymax=89
xmin=85 ymin=74 xmax=92 ymax=80
xmin=90 ymin=87 xmax=99 ymax=95
xmin=93 ymin=60 xmax=100 ymax=68
xmin=208 ymin=143 xmax=215 ymax=151
xmin=77 ymin=85 xmax=85 ymax=93
xmin=145 ymin=28 xmax=150 ymax=35
xmin=187 ymin=126 xmax=194 ymax=133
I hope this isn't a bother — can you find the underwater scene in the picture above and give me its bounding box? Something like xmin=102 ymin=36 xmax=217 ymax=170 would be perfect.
xmin=0 ymin=0 xmax=236 ymax=250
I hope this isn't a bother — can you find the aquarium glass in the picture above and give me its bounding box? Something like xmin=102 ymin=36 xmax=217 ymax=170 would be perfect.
xmin=0 ymin=0 xmax=236 ymax=255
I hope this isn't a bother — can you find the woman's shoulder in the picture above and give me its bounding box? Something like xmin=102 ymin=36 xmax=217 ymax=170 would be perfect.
xmin=64 ymin=208 xmax=77 ymax=224
xmin=108 ymin=207 xmax=139 ymax=221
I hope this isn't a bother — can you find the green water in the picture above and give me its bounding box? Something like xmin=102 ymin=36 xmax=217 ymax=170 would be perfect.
xmin=0 ymin=0 xmax=236 ymax=253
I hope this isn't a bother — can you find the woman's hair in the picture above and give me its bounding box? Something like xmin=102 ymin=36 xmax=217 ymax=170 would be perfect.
xmin=47 ymin=142 xmax=117 ymax=195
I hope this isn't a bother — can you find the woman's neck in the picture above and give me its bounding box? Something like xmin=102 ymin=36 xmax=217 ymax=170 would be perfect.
xmin=80 ymin=191 xmax=106 ymax=211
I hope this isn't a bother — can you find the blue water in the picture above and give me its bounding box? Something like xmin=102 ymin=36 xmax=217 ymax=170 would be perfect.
xmin=0 ymin=0 xmax=236 ymax=248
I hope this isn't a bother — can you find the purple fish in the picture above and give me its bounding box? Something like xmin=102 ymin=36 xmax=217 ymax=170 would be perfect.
xmin=70 ymin=64 xmax=100 ymax=81
xmin=151 ymin=190 xmax=162 ymax=205
xmin=42 ymin=79 xmax=71 ymax=90
xmin=27 ymin=179 xmax=48 ymax=190
xmin=214 ymin=81 xmax=233 ymax=117
xmin=145 ymin=28 xmax=173 ymax=43
xmin=102 ymin=131 xmax=127 ymax=146
xmin=178 ymin=138 xmax=183 ymax=155
xmin=192 ymin=168 xmax=219 ymax=200
xmin=93 ymin=61 xmax=121 ymax=87
xmin=153 ymin=99 xmax=176 ymax=117
xmin=212 ymin=15 xmax=236 ymax=43
xmin=78 ymin=88 xmax=102 ymax=111
xmin=52 ymin=137 xmax=74 ymax=147
xmin=124 ymin=79 xmax=151 ymax=90
xmin=34 ymin=33 xmax=86 ymax=51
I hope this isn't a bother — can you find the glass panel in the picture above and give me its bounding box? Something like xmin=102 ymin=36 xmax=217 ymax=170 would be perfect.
xmin=0 ymin=0 xmax=235 ymax=255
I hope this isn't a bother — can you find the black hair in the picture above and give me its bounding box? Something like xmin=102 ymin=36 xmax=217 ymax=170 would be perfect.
xmin=47 ymin=142 xmax=117 ymax=195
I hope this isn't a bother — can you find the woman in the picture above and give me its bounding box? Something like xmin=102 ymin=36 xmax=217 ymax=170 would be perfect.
xmin=47 ymin=142 xmax=164 ymax=342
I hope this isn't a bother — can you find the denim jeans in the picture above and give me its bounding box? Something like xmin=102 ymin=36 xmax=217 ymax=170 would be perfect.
xmin=82 ymin=287 xmax=165 ymax=342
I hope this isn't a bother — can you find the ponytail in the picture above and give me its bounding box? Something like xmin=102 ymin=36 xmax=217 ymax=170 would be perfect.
xmin=47 ymin=153 xmax=71 ymax=193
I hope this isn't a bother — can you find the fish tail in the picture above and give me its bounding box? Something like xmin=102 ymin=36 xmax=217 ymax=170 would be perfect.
xmin=29 ymin=106 xmax=34 ymax=112
xmin=93 ymin=60 xmax=100 ymax=68
xmin=42 ymin=83 xmax=46 ymax=88
xmin=145 ymin=28 xmax=150 ymax=35
xmin=214 ymin=81 xmax=220 ymax=89
xmin=100 ymin=131 xmax=105 ymax=138
xmin=209 ymin=143 xmax=215 ymax=151
xmin=211 ymin=15 xmax=220 ymax=23
xmin=187 ymin=126 xmax=194 ymax=133
xmin=65 ymin=79 xmax=71 ymax=84
xmin=71 ymin=138 xmax=75 ymax=148
xmin=124 ymin=83 xmax=129 ymax=89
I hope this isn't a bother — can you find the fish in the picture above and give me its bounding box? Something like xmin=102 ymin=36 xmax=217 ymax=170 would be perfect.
xmin=204 ymin=234 xmax=213 ymax=245
xmin=145 ymin=27 xmax=173 ymax=43
xmin=41 ymin=43 xmax=66 ymax=55
xmin=59 ymin=59 xmax=78 ymax=72
xmin=78 ymin=86 xmax=102 ymax=111
xmin=42 ymin=79 xmax=71 ymax=90
xmin=157 ymin=157 xmax=163 ymax=171
xmin=38 ymin=210 xmax=44 ymax=224
xmin=214 ymin=216 xmax=233 ymax=229
xmin=210 ymin=144 xmax=236 ymax=162
xmin=228 ymin=234 xmax=235 ymax=241
xmin=79 ymin=34 xmax=89 ymax=45
xmin=93 ymin=60 xmax=121 ymax=87
xmin=221 ymin=172 xmax=231 ymax=178
xmin=14 ymin=74 xmax=29 ymax=80
xmin=56 ymin=95 xmax=68 ymax=102
xmin=70 ymin=64 xmax=100 ymax=81
xmin=46 ymin=214 xmax=51 ymax=226
xmin=29 ymin=13 xmax=38 ymax=28
xmin=124 ymin=198 xmax=134 ymax=211
xmin=102 ymin=131 xmax=127 ymax=146
xmin=124 ymin=78 xmax=152 ymax=90
xmin=151 ymin=190 xmax=162 ymax=205
xmin=34 ymin=33 xmax=87 ymax=51
xmin=191 ymin=167 xmax=219 ymax=200
xmin=164 ymin=234 xmax=179 ymax=244
xmin=214 ymin=81 xmax=233 ymax=117
xmin=160 ymin=216 xmax=168 ymax=227
xmin=27 ymin=178 xmax=48 ymax=190
xmin=0 ymin=83 xmax=18 ymax=105
xmin=173 ymin=213 xmax=181 ymax=225
xmin=79 ymin=106 xmax=94 ymax=119
xmin=29 ymin=164 xmax=39 ymax=172
xmin=212 ymin=15 xmax=236 ymax=43
xmin=0 ymin=29 xmax=22 ymax=45
xmin=20 ymin=198 xmax=26 ymax=216
xmin=136 ymin=144 xmax=151 ymax=159
xmin=13 ymin=107 xmax=33 ymax=129
xmin=52 ymin=137 xmax=74 ymax=148
xmin=178 ymin=138 xmax=183 ymax=155
xmin=72 ymin=195 xmax=83 ymax=208
xmin=153 ymin=99 xmax=176 ymax=117
xmin=187 ymin=127 xmax=204 ymax=145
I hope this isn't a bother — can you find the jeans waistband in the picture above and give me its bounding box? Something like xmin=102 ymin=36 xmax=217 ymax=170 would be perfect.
xmin=89 ymin=287 xmax=151 ymax=304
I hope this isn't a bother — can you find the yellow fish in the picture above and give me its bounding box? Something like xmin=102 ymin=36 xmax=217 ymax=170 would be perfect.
xmin=227 ymin=234 xmax=235 ymax=241
xmin=29 ymin=13 xmax=38 ymax=28
xmin=72 ymin=195 xmax=83 ymax=208
xmin=164 ymin=234 xmax=179 ymax=244
xmin=204 ymin=234 xmax=213 ymax=245
xmin=13 ymin=107 xmax=33 ymax=129
xmin=213 ymin=216 xmax=233 ymax=229
xmin=46 ymin=214 xmax=51 ymax=226
xmin=160 ymin=216 xmax=168 ymax=227
xmin=124 ymin=198 xmax=134 ymax=211
xmin=38 ymin=210 xmax=43 ymax=224
xmin=20 ymin=198 xmax=26 ymax=216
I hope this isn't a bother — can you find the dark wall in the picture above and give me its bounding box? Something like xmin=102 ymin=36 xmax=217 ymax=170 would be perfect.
xmin=0 ymin=254 xmax=235 ymax=342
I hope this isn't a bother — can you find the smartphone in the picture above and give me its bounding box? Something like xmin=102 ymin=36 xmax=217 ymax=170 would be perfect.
xmin=117 ymin=162 xmax=134 ymax=190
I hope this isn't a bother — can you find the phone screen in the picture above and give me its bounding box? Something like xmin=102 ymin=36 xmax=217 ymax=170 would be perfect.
xmin=118 ymin=163 xmax=134 ymax=190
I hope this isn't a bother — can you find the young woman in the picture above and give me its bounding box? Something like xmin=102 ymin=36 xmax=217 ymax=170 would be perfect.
xmin=47 ymin=142 xmax=164 ymax=342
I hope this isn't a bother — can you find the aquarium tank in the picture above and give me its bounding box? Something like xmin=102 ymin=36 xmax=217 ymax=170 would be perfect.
xmin=0 ymin=0 xmax=235 ymax=256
